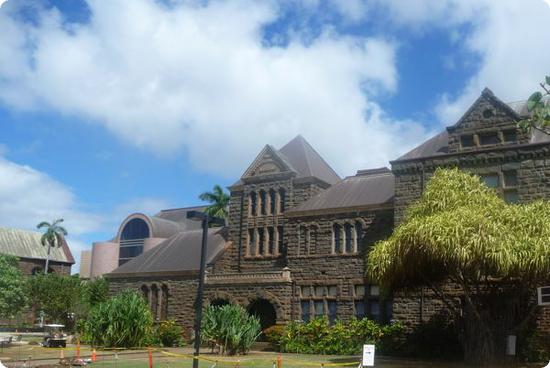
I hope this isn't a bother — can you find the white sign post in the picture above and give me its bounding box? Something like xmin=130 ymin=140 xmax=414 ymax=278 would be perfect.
xmin=362 ymin=344 xmax=375 ymax=367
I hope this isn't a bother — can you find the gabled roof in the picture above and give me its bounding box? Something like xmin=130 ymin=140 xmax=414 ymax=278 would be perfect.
xmin=279 ymin=135 xmax=340 ymax=185
xmin=287 ymin=168 xmax=394 ymax=215
xmin=395 ymin=89 xmax=550 ymax=162
xmin=108 ymin=228 xmax=228 ymax=276
xmin=0 ymin=226 xmax=75 ymax=264
xmin=233 ymin=135 xmax=340 ymax=187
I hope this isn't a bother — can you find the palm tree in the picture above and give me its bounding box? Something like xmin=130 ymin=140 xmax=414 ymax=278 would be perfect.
xmin=199 ymin=185 xmax=230 ymax=220
xmin=36 ymin=219 xmax=68 ymax=275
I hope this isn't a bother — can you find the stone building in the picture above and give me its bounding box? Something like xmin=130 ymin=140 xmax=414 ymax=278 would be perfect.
xmin=0 ymin=226 xmax=74 ymax=275
xmin=104 ymin=88 xmax=550 ymax=337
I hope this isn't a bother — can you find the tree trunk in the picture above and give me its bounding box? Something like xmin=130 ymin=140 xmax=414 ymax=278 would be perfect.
xmin=44 ymin=243 xmax=51 ymax=275
xmin=463 ymin=307 xmax=498 ymax=365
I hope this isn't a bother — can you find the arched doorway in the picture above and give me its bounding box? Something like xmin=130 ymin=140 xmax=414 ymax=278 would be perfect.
xmin=247 ymin=299 xmax=277 ymax=331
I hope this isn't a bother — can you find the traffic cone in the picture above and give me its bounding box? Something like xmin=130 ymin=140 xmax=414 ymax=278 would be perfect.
xmin=148 ymin=347 xmax=153 ymax=368
xmin=277 ymin=353 xmax=282 ymax=368
xmin=76 ymin=340 xmax=81 ymax=360
xmin=92 ymin=349 xmax=97 ymax=362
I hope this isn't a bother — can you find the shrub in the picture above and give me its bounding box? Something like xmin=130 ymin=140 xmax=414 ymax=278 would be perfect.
xmin=280 ymin=317 xmax=404 ymax=355
xmin=522 ymin=331 xmax=550 ymax=363
xmin=201 ymin=304 xmax=261 ymax=355
xmin=264 ymin=324 xmax=285 ymax=346
xmin=82 ymin=290 xmax=153 ymax=348
xmin=156 ymin=319 xmax=184 ymax=347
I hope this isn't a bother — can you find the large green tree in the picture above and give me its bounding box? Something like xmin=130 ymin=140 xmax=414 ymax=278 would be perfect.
xmin=36 ymin=219 xmax=68 ymax=274
xmin=27 ymin=273 xmax=82 ymax=326
xmin=199 ymin=184 xmax=230 ymax=220
xmin=0 ymin=254 xmax=27 ymax=319
xmin=367 ymin=168 xmax=550 ymax=364
xmin=519 ymin=76 xmax=550 ymax=134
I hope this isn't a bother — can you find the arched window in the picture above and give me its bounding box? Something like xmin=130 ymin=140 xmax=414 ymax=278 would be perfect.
xmin=277 ymin=226 xmax=284 ymax=255
xmin=333 ymin=224 xmax=342 ymax=254
xmin=160 ymin=285 xmax=169 ymax=320
xmin=119 ymin=218 xmax=150 ymax=265
xmin=269 ymin=189 xmax=277 ymax=214
xmin=249 ymin=192 xmax=257 ymax=217
xmin=121 ymin=218 xmax=150 ymax=240
xmin=344 ymin=223 xmax=353 ymax=253
xmin=279 ymin=189 xmax=286 ymax=213
xmin=260 ymin=190 xmax=267 ymax=215
xmin=355 ymin=221 xmax=364 ymax=252
xmin=258 ymin=228 xmax=265 ymax=256
xmin=267 ymin=227 xmax=275 ymax=255
xmin=248 ymin=228 xmax=256 ymax=256
xmin=151 ymin=284 xmax=159 ymax=320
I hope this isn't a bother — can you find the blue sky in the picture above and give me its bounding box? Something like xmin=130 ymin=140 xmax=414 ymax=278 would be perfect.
xmin=1 ymin=0 xmax=549 ymax=271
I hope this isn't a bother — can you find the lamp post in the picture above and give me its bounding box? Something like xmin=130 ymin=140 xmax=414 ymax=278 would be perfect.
xmin=186 ymin=210 xmax=225 ymax=368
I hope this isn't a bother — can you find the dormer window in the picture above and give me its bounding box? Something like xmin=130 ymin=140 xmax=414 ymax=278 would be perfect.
xmin=502 ymin=129 xmax=517 ymax=143
xmin=479 ymin=132 xmax=500 ymax=146
xmin=461 ymin=135 xmax=475 ymax=148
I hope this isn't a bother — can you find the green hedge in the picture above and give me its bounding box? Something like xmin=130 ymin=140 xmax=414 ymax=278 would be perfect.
xmin=280 ymin=318 xmax=404 ymax=355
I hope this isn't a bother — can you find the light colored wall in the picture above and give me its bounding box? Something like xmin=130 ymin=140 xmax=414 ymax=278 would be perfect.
xmin=79 ymin=250 xmax=92 ymax=279
xmin=90 ymin=241 xmax=119 ymax=278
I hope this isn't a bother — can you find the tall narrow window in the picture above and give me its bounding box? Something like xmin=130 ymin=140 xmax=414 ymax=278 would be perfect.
xmin=260 ymin=190 xmax=267 ymax=215
xmin=333 ymin=224 xmax=342 ymax=254
xmin=249 ymin=192 xmax=257 ymax=216
xmin=344 ymin=223 xmax=353 ymax=253
xmin=269 ymin=189 xmax=277 ymax=214
xmin=327 ymin=301 xmax=337 ymax=324
xmin=299 ymin=226 xmax=307 ymax=254
xmin=151 ymin=284 xmax=159 ymax=320
xmin=301 ymin=301 xmax=311 ymax=322
xmin=258 ymin=228 xmax=265 ymax=255
xmin=279 ymin=189 xmax=286 ymax=213
xmin=248 ymin=229 xmax=256 ymax=256
xmin=267 ymin=227 xmax=274 ymax=255
xmin=160 ymin=285 xmax=169 ymax=320
xmin=355 ymin=221 xmax=363 ymax=252
xmin=277 ymin=226 xmax=284 ymax=255
xmin=314 ymin=300 xmax=324 ymax=319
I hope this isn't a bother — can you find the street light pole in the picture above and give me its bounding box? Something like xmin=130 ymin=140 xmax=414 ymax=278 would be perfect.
xmin=187 ymin=211 xmax=225 ymax=368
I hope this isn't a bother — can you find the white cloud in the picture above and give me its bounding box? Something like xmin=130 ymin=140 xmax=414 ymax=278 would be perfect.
xmin=0 ymin=0 xmax=429 ymax=177
xmin=365 ymin=0 xmax=550 ymax=125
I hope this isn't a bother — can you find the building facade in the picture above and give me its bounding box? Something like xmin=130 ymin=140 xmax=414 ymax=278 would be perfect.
xmin=104 ymin=89 xmax=550 ymax=337
xmin=0 ymin=226 xmax=74 ymax=276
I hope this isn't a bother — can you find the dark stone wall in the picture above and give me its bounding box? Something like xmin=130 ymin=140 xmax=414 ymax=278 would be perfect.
xmin=18 ymin=258 xmax=72 ymax=276
xmin=109 ymin=276 xmax=198 ymax=338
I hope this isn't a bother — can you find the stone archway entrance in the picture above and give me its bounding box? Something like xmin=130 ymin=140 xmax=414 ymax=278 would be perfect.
xmin=247 ymin=298 xmax=277 ymax=331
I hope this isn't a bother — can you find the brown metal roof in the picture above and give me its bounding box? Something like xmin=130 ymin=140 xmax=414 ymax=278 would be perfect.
xmin=287 ymin=168 xmax=394 ymax=215
xmin=279 ymin=135 xmax=340 ymax=185
xmin=108 ymin=228 xmax=228 ymax=276
xmin=154 ymin=206 xmax=208 ymax=224
xmin=0 ymin=226 xmax=74 ymax=264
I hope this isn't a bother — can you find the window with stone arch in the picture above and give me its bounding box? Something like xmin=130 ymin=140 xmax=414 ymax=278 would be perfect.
xmin=355 ymin=220 xmax=364 ymax=252
xmin=160 ymin=284 xmax=169 ymax=321
xmin=259 ymin=190 xmax=267 ymax=216
xmin=344 ymin=223 xmax=354 ymax=253
xmin=150 ymin=284 xmax=159 ymax=320
xmin=249 ymin=191 xmax=257 ymax=217
xmin=247 ymin=228 xmax=256 ymax=256
xmin=332 ymin=223 xmax=342 ymax=254
xmin=278 ymin=188 xmax=286 ymax=213
xmin=269 ymin=189 xmax=277 ymax=215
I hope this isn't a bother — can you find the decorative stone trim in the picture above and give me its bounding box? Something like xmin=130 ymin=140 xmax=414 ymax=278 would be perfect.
xmin=205 ymin=267 xmax=292 ymax=285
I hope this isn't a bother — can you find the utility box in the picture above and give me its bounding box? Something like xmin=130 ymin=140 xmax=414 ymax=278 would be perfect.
xmin=506 ymin=335 xmax=516 ymax=356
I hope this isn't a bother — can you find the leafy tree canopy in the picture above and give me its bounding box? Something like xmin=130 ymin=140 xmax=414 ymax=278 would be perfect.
xmin=367 ymin=168 xmax=550 ymax=363
xmin=367 ymin=168 xmax=550 ymax=289
xmin=0 ymin=254 xmax=27 ymax=319
xmin=519 ymin=76 xmax=550 ymax=134
xmin=199 ymin=184 xmax=230 ymax=220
